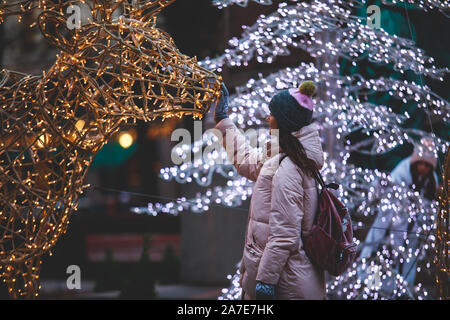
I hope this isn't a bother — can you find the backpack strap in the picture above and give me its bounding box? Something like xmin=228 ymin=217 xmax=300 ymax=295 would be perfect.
xmin=314 ymin=170 xmax=339 ymax=190
xmin=313 ymin=170 xmax=326 ymax=188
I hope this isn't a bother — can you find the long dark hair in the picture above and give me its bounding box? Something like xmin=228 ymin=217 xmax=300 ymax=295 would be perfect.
xmin=410 ymin=161 xmax=437 ymax=200
xmin=278 ymin=128 xmax=317 ymax=177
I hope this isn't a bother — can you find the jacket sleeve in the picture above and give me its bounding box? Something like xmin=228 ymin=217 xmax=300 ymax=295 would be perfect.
xmin=214 ymin=118 xmax=269 ymax=182
xmin=256 ymin=169 xmax=303 ymax=285
xmin=391 ymin=157 xmax=412 ymax=185
xmin=239 ymin=257 xmax=245 ymax=275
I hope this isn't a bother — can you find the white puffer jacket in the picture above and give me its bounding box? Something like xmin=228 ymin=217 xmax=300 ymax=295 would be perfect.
xmin=215 ymin=118 xmax=326 ymax=300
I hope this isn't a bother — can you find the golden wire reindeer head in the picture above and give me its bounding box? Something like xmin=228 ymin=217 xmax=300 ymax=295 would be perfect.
xmin=0 ymin=0 xmax=221 ymax=299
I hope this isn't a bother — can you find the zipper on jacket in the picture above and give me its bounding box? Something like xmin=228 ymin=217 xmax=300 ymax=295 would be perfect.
xmin=247 ymin=243 xmax=261 ymax=256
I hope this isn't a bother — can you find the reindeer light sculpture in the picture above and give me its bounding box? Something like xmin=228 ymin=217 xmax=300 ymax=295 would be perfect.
xmin=0 ymin=0 xmax=221 ymax=298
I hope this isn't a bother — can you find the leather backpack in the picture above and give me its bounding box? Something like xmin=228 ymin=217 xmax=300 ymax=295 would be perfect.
xmin=280 ymin=155 xmax=357 ymax=276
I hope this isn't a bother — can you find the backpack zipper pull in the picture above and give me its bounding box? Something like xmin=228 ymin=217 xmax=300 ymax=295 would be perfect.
xmin=339 ymin=243 xmax=357 ymax=261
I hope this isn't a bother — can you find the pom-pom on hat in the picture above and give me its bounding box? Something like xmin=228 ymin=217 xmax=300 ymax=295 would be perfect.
xmin=268 ymin=81 xmax=316 ymax=132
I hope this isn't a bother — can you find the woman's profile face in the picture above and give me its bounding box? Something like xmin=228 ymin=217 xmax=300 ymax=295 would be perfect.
xmin=415 ymin=161 xmax=432 ymax=177
xmin=266 ymin=114 xmax=279 ymax=130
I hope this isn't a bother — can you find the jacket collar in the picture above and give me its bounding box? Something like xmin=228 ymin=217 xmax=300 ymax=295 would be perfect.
xmin=290 ymin=122 xmax=324 ymax=169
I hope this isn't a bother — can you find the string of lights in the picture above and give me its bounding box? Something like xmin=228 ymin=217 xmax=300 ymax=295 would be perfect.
xmin=141 ymin=0 xmax=449 ymax=299
xmin=212 ymin=0 xmax=450 ymax=15
xmin=0 ymin=0 xmax=221 ymax=299
xmin=381 ymin=0 xmax=450 ymax=14
xmin=212 ymin=0 xmax=273 ymax=9
xmin=435 ymin=149 xmax=449 ymax=299
xmin=202 ymin=1 xmax=448 ymax=79
xmin=154 ymin=59 xmax=448 ymax=192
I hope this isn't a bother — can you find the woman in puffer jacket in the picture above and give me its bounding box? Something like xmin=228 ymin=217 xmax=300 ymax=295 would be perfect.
xmin=211 ymin=81 xmax=326 ymax=300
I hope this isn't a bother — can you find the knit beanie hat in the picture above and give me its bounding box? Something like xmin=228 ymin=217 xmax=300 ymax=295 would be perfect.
xmin=268 ymin=81 xmax=316 ymax=132
xmin=410 ymin=138 xmax=437 ymax=169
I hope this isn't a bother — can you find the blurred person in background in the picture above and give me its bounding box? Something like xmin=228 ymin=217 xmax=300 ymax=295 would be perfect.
xmin=360 ymin=139 xmax=439 ymax=286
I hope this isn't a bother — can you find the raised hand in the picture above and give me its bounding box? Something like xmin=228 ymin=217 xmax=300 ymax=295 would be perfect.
xmin=213 ymin=82 xmax=229 ymax=124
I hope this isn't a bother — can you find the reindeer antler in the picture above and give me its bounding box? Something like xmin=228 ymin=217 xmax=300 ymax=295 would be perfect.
xmin=0 ymin=0 xmax=176 ymax=24
xmin=0 ymin=0 xmax=59 ymax=21
xmin=129 ymin=0 xmax=176 ymax=21
xmin=0 ymin=0 xmax=38 ymax=16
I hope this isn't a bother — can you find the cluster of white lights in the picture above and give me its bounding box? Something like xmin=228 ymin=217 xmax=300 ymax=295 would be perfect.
xmin=133 ymin=0 xmax=449 ymax=299
xmin=381 ymin=0 xmax=450 ymax=13
xmin=202 ymin=1 xmax=448 ymax=79
xmin=149 ymin=62 xmax=447 ymax=186
xmin=136 ymin=148 xmax=440 ymax=225
xmin=213 ymin=0 xmax=450 ymax=14
xmin=218 ymin=187 xmax=439 ymax=300
xmin=212 ymin=0 xmax=273 ymax=8
xmin=131 ymin=177 xmax=253 ymax=215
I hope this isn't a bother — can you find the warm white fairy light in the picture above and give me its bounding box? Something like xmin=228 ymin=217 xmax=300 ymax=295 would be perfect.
xmin=0 ymin=0 xmax=221 ymax=299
